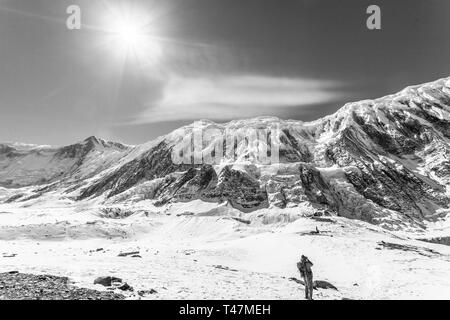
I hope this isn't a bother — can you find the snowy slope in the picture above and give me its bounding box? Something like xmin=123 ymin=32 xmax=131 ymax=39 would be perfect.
xmin=0 ymin=201 xmax=449 ymax=299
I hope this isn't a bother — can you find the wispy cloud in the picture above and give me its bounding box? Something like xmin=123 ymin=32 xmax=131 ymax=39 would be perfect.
xmin=134 ymin=74 xmax=345 ymax=123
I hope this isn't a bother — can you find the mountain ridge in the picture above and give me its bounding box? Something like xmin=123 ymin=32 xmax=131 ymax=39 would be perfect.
xmin=1 ymin=76 xmax=449 ymax=229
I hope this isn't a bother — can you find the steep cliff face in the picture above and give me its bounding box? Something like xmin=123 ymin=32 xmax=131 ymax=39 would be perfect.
xmin=312 ymin=78 xmax=450 ymax=223
xmin=2 ymin=77 xmax=449 ymax=228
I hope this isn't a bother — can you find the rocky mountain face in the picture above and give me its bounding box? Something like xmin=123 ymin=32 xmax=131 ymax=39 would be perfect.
xmin=1 ymin=77 xmax=449 ymax=229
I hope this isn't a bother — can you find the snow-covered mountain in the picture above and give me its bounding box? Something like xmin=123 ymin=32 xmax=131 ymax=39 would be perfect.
xmin=1 ymin=77 xmax=449 ymax=229
xmin=0 ymin=136 xmax=130 ymax=188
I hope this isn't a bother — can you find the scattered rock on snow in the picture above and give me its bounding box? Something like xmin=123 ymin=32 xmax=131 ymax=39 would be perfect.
xmin=289 ymin=277 xmax=338 ymax=291
xmin=118 ymin=251 xmax=140 ymax=257
xmin=231 ymin=217 xmax=251 ymax=225
xmin=138 ymin=289 xmax=157 ymax=296
xmin=377 ymin=241 xmax=441 ymax=256
xmin=117 ymin=283 xmax=134 ymax=292
xmin=213 ymin=265 xmax=238 ymax=272
xmin=183 ymin=250 xmax=195 ymax=256
xmin=311 ymin=216 xmax=336 ymax=223
xmin=314 ymin=280 xmax=338 ymax=291
xmin=94 ymin=276 xmax=123 ymax=287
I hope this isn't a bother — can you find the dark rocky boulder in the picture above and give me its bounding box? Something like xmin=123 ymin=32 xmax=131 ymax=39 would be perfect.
xmin=93 ymin=276 xmax=123 ymax=287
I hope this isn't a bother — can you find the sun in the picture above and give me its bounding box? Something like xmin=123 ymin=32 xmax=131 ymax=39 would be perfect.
xmin=101 ymin=5 xmax=162 ymax=66
xmin=109 ymin=17 xmax=145 ymax=53
xmin=114 ymin=21 xmax=141 ymax=48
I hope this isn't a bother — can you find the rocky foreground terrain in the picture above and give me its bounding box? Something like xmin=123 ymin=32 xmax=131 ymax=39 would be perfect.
xmin=0 ymin=272 xmax=124 ymax=300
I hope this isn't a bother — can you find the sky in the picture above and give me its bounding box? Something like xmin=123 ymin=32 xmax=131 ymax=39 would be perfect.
xmin=0 ymin=0 xmax=449 ymax=145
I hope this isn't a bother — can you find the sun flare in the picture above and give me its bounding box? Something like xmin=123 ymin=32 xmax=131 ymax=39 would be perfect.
xmin=113 ymin=20 xmax=142 ymax=49
xmin=102 ymin=5 xmax=162 ymax=66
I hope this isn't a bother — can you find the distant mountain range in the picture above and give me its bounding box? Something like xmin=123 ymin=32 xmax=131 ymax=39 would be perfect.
xmin=1 ymin=77 xmax=449 ymax=229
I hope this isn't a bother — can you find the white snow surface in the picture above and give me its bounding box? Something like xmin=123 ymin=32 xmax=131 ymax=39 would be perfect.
xmin=1 ymin=199 xmax=450 ymax=300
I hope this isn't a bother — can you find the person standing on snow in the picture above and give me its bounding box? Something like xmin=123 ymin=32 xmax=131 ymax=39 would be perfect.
xmin=297 ymin=255 xmax=314 ymax=300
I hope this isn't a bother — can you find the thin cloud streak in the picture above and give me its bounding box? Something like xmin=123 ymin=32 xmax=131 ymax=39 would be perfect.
xmin=134 ymin=75 xmax=345 ymax=124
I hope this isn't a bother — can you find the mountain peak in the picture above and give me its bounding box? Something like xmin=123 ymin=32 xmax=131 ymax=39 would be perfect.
xmin=82 ymin=136 xmax=106 ymax=147
xmin=83 ymin=136 xmax=101 ymax=143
